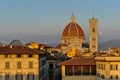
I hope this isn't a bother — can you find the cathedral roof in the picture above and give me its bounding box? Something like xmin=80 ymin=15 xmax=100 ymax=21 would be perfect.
xmin=62 ymin=13 xmax=85 ymax=38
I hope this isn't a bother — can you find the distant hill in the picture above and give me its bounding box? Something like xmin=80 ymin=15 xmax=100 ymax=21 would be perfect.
xmin=99 ymin=39 xmax=120 ymax=50
xmin=0 ymin=35 xmax=61 ymax=46
xmin=1 ymin=35 xmax=120 ymax=50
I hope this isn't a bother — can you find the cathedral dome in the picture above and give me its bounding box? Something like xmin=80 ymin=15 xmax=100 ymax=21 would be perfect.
xmin=62 ymin=14 xmax=85 ymax=38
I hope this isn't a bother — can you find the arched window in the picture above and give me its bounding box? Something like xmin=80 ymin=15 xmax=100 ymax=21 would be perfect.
xmin=92 ymin=28 xmax=95 ymax=33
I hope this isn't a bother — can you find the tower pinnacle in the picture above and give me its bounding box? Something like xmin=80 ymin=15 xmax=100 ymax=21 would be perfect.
xmin=93 ymin=10 xmax=94 ymax=18
xmin=71 ymin=13 xmax=75 ymax=23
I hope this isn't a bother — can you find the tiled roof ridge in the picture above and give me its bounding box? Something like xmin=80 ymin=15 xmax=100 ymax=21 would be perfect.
xmin=0 ymin=46 xmax=45 ymax=54
xmin=58 ymin=56 xmax=96 ymax=66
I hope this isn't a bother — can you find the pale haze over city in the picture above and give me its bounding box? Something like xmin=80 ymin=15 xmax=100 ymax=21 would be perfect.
xmin=0 ymin=0 xmax=120 ymax=44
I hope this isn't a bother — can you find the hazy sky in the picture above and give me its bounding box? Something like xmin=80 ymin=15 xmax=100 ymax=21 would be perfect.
xmin=0 ymin=0 xmax=120 ymax=43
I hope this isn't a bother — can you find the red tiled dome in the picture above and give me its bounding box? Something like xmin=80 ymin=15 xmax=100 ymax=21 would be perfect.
xmin=62 ymin=23 xmax=85 ymax=37
xmin=62 ymin=14 xmax=85 ymax=38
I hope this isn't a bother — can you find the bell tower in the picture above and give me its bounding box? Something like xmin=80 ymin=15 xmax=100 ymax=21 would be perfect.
xmin=89 ymin=17 xmax=98 ymax=52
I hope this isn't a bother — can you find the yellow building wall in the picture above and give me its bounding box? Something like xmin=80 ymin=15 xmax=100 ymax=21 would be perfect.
xmin=96 ymin=61 xmax=120 ymax=79
xmin=0 ymin=54 xmax=39 ymax=75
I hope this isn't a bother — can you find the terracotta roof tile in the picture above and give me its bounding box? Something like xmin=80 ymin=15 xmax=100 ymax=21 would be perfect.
xmin=58 ymin=56 xmax=96 ymax=66
xmin=0 ymin=46 xmax=45 ymax=54
xmin=62 ymin=23 xmax=85 ymax=38
xmin=56 ymin=44 xmax=61 ymax=49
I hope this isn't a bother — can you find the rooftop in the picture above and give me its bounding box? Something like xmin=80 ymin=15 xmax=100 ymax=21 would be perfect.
xmin=58 ymin=56 xmax=96 ymax=66
xmin=0 ymin=46 xmax=45 ymax=54
xmin=95 ymin=56 xmax=120 ymax=61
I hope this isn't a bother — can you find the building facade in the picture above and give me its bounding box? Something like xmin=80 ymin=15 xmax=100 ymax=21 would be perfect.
xmin=0 ymin=45 xmax=46 ymax=80
xmin=46 ymin=55 xmax=61 ymax=80
xmin=95 ymin=54 xmax=120 ymax=80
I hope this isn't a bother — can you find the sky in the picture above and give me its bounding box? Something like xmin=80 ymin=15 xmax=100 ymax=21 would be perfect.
xmin=0 ymin=0 xmax=120 ymax=44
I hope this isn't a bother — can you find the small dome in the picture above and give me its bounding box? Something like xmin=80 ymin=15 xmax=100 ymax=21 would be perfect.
xmin=62 ymin=14 xmax=85 ymax=38
xmin=0 ymin=42 xmax=5 ymax=46
xmin=0 ymin=42 xmax=3 ymax=46
xmin=9 ymin=39 xmax=23 ymax=46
